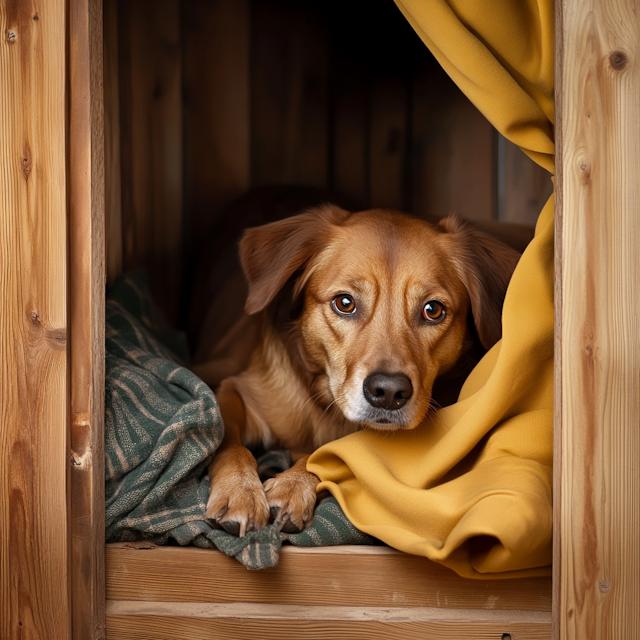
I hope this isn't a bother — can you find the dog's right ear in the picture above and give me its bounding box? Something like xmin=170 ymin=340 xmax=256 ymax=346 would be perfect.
xmin=240 ymin=204 xmax=351 ymax=315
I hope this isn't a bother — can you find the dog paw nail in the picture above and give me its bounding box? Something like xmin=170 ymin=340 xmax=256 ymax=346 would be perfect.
xmin=281 ymin=521 xmax=302 ymax=534
xmin=269 ymin=506 xmax=280 ymax=521
xmin=206 ymin=518 xmax=222 ymax=529
xmin=216 ymin=506 xmax=228 ymax=519
xmin=221 ymin=520 xmax=240 ymax=536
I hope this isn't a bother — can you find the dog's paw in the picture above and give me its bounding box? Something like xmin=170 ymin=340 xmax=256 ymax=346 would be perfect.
xmin=205 ymin=468 xmax=270 ymax=537
xmin=263 ymin=470 xmax=318 ymax=533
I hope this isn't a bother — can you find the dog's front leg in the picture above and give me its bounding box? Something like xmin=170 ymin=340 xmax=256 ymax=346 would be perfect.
xmin=206 ymin=386 xmax=270 ymax=536
xmin=263 ymin=454 xmax=319 ymax=533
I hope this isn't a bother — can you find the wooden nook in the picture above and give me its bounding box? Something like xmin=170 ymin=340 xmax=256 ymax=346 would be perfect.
xmin=0 ymin=0 xmax=638 ymax=638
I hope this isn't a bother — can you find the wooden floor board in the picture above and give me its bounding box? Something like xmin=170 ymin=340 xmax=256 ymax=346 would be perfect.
xmin=106 ymin=600 xmax=551 ymax=640
xmin=106 ymin=543 xmax=551 ymax=612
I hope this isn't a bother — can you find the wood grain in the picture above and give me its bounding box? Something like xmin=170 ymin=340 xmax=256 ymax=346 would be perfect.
xmin=182 ymin=0 xmax=250 ymax=260
xmin=117 ymin=0 xmax=183 ymax=323
xmin=555 ymin=0 xmax=640 ymax=637
xmin=331 ymin=59 xmax=370 ymax=207
xmin=411 ymin=63 xmax=496 ymax=221
xmin=106 ymin=544 xmax=551 ymax=612
xmin=250 ymin=0 xmax=329 ymax=189
xmin=447 ymin=97 xmax=496 ymax=222
xmin=68 ymin=0 xmax=106 ymax=638
xmin=106 ymin=600 xmax=551 ymax=640
xmin=498 ymin=135 xmax=553 ymax=226
xmin=369 ymin=74 xmax=408 ymax=210
xmin=0 ymin=1 xmax=70 ymax=638
xmin=104 ymin=0 xmax=123 ymax=285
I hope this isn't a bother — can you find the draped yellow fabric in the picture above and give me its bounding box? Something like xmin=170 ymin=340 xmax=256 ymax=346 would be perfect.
xmin=308 ymin=0 xmax=555 ymax=578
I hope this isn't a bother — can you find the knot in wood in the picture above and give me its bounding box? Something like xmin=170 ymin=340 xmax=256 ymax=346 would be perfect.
xmin=599 ymin=580 xmax=611 ymax=593
xmin=610 ymin=51 xmax=628 ymax=70
xmin=7 ymin=30 xmax=17 ymax=43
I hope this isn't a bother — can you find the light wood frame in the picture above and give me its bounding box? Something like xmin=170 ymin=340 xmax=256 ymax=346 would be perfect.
xmin=1 ymin=0 xmax=639 ymax=637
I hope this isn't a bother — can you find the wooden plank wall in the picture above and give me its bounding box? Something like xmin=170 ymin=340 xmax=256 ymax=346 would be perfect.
xmin=104 ymin=0 xmax=123 ymax=284
xmin=108 ymin=0 xmax=183 ymax=323
xmin=108 ymin=0 xmax=550 ymax=331
xmin=0 ymin=1 xmax=71 ymax=638
xmin=498 ymin=136 xmax=553 ymax=227
xmin=181 ymin=0 xmax=250 ymax=312
xmin=555 ymin=0 xmax=640 ymax=637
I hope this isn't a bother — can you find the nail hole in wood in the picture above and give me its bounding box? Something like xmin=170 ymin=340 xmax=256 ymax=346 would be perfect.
xmin=33 ymin=14 xmax=39 ymax=21
xmin=610 ymin=51 xmax=627 ymax=69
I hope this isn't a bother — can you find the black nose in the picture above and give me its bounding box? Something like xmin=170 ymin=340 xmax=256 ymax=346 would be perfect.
xmin=363 ymin=372 xmax=413 ymax=410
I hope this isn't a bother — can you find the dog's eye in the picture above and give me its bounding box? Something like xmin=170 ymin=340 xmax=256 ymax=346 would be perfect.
xmin=422 ymin=300 xmax=446 ymax=322
xmin=332 ymin=294 xmax=356 ymax=315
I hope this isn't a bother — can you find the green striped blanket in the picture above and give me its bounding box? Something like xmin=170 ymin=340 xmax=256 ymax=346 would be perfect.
xmin=105 ymin=273 xmax=379 ymax=569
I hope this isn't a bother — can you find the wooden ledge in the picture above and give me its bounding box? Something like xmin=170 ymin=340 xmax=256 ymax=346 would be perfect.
xmin=106 ymin=542 xmax=551 ymax=611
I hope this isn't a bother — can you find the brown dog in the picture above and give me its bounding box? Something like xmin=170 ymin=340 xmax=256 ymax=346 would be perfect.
xmin=192 ymin=204 xmax=521 ymax=536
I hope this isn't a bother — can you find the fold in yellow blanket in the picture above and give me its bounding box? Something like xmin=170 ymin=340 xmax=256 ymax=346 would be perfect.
xmin=308 ymin=0 xmax=555 ymax=578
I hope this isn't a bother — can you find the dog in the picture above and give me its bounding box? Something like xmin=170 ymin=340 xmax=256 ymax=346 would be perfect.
xmin=192 ymin=200 xmax=522 ymax=537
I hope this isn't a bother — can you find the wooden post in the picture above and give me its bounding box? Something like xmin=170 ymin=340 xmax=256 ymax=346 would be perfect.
xmin=555 ymin=0 xmax=640 ymax=637
xmin=0 ymin=1 xmax=71 ymax=638
xmin=68 ymin=0 xmax=106 ymax=638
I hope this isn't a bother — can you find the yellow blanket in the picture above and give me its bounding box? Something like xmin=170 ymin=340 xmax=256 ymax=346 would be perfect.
xmin=308 ymin=0 xmax=555 ymax=578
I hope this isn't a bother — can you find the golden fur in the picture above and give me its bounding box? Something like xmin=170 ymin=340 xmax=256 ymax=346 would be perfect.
xmin=193 ymin=204 xmax=521 ymax=536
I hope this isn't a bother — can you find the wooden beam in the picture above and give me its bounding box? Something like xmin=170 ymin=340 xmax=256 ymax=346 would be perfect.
xmin=0 ymin=1 xmax=71 ymax=637
xmin=106 ymin=599 xmax=551 ymax=640
xmin=555 ymin=0 xmax=640 ymax=637
xmin=106 ymin=544 xmax=551 ymax=612
xmin=68 ymin=0 xmax=106 ymax=638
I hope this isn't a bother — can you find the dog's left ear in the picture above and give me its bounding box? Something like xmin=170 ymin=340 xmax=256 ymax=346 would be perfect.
xmin=439 ymin=216 xmax=521 ymax=350
xmin=240 ymin=204 xmax=351 ymax=315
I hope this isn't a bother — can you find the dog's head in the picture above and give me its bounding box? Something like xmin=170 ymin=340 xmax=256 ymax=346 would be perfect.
xmin=240 ymin=205 xmax=520 ymax=430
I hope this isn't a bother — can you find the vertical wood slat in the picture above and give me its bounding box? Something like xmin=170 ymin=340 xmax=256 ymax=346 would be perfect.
xmin=498 ymin=136 xmax=553 ymax=226
xmin=149 ymin=0 xmax=183 ymax=321
xmin=182 ymin=0 xmax=250 ymax=258
xmin=410 ymin=62 xmax=449 ymax=219
xmin=104 ymin=0 xmax=123 ymax=285
xmin=69 ymin=1 xmax=106 ymax=639
xmin=331 ymin=60 xmax=369 ymax=207
xmin=117 ymin=0 xmax=183 ymax=323
xmin=369 ymin=74 xmax=408 ymax=211
xmin=446 ymin=98 xmax=495 ymax=222
xmin=411 ymin=64 xmax=496 ymax=222
xmin=555 ymin=0 xmax=640 ymax=638
xmin=250 ymin=0 xmax=329 ymax=190
xmin=0 ymin=1 xmax=71 ymax=638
